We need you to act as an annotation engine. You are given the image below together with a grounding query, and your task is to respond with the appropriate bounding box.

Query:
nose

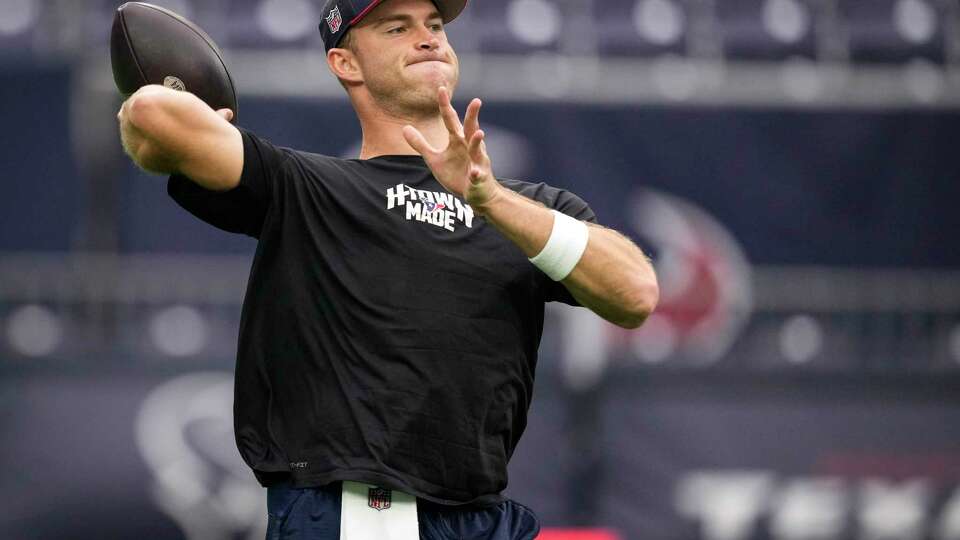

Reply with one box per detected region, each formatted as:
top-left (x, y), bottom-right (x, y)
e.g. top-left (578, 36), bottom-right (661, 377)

top-left (414, 26), bottom-right (440, 50)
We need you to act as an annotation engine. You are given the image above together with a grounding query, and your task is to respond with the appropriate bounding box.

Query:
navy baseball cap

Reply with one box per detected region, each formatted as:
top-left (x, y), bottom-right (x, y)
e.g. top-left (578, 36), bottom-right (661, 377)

top-left (319, 0), bottom-right (467, 51)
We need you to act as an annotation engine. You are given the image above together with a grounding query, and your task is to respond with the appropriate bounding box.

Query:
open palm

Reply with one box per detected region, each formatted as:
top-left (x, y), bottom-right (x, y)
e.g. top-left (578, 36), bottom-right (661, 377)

top-left (402, 87), bottom-right (501, 212)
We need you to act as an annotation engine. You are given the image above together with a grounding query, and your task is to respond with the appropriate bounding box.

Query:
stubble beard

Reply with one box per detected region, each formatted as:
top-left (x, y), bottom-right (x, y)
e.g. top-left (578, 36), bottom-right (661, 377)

top-left (366, 64), bottom-right (459, 121)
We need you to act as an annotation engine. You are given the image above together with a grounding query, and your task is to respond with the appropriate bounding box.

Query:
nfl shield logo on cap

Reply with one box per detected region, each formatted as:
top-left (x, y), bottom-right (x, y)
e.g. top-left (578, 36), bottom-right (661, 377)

top-left (326, 5), bottom-right (343, 33)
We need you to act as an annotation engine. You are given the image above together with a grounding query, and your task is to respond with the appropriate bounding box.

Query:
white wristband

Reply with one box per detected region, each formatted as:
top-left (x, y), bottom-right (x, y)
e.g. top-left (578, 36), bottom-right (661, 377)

top-left (529, 210), bottom-right (590, 281)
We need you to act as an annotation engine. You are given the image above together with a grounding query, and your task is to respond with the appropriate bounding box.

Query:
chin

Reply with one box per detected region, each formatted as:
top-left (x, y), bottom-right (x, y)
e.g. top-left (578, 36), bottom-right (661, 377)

top-left (417, 72), bottom-right (456, 92)
top-left (369, 70), bottom-right (459, 114)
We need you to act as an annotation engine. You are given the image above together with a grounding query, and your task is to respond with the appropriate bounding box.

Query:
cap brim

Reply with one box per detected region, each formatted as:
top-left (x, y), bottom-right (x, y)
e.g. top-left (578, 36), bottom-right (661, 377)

top-left (352, 0), bottom-right (467, 26)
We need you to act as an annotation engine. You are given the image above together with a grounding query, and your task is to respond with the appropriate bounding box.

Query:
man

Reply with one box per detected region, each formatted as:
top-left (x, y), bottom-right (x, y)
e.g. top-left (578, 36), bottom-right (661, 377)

top-left (117, 0), bottom-right (658, 538)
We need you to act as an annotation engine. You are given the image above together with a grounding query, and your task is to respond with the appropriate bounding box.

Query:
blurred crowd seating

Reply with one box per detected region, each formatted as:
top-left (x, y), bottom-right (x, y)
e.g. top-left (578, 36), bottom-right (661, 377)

top-left (0, 0), bottom-right (955, 65)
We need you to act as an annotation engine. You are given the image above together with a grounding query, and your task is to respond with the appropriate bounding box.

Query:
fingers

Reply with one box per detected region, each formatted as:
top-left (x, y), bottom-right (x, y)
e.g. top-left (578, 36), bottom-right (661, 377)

top-left (468, 130), bottom-right (491, 185)
top-left (402, 125), bottom-right (437, 156)
top-left (463, 98), bottom-right (482, 139)
top-left (468, 129), bottom-right (487, 164)
top-left (437, 86), bottom-right (464, 137)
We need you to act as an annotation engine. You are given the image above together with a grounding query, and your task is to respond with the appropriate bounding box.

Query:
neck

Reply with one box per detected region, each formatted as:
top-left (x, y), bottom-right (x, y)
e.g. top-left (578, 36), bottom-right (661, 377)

top-left (352, 94), bottom-right (449, 160)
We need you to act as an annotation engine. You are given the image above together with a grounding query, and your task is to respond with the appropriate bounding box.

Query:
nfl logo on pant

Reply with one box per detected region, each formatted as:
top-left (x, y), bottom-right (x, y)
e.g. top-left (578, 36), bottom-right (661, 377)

top-left (368, 487), bottom-right (392, 511)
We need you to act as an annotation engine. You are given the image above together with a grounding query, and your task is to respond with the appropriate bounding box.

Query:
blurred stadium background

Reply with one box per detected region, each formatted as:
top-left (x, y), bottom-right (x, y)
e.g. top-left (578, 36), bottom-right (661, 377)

top-left (2, 0), bottom-right (960, 538)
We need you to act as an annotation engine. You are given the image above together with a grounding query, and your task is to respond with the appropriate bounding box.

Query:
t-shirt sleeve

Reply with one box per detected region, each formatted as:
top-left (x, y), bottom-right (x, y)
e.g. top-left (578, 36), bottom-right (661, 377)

top-left (167, 128), bottom-right (289, 238)
top-left (538, 187), bottom-right (598, 306)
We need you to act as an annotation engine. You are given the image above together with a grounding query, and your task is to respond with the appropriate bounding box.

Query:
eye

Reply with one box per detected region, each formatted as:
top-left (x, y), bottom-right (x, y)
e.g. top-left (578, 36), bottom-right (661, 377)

top-left (387, 26), bottom-right (406, 34)
top-left (430, 23), bottom-right (443, 32)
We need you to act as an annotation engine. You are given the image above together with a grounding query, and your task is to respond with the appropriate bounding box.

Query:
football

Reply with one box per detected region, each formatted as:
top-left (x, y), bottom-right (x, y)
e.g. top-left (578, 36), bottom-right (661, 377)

top-left (111, 2), bottom-right (238, 120)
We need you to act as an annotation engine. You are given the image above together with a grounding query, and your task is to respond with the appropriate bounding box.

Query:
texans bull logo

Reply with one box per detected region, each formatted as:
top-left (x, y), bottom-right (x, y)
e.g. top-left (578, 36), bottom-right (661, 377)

top-left (620, 188), bottom-right (753, 364)
top-left (420, 196), bottom-right (446, 214)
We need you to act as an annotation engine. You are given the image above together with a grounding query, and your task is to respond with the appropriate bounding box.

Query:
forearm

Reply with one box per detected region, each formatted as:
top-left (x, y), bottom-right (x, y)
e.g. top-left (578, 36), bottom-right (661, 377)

top-left (119, 105), bottom-right (178, 174)
top-left (476, 189), bottom-right (659, 329)
top-left (119, 85), bottom-right (190, 173)
top-left (116, 85), bottom-right (241, 190)
top-left (561, 224), bottom-right (659, 328)
top-left (474, 188), bottom-right (554, 256)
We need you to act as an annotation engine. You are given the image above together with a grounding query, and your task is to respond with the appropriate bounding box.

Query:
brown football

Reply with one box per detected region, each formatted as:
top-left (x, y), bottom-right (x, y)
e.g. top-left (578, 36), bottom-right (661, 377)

top-left (110, 2), bottom-right (238, 119)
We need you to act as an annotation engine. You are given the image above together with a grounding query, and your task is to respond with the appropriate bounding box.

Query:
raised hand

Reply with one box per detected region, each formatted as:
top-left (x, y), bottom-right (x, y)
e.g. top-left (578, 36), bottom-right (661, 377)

top-left (402, 87), bottom-right (503, 213)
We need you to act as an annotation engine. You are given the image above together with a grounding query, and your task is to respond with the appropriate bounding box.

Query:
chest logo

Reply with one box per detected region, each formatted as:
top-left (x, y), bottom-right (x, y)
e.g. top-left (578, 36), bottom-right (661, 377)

top-left (386, 183), bottom-right (475, 232)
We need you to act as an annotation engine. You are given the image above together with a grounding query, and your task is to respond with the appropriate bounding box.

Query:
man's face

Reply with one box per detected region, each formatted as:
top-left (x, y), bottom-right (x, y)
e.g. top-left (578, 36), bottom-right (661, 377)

top-left (349, 0), bottom-right (460, 115)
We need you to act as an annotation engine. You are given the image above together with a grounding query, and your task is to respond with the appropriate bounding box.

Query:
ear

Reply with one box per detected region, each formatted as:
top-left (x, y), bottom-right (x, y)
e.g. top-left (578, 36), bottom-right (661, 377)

top-left (327, 47), bottom-right (363, 84)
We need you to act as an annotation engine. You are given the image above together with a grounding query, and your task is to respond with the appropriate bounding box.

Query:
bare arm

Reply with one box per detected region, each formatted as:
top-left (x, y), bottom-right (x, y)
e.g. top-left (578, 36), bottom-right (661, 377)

top-left (403, 88), bottom-right (659, 329)
top-left (117, 84), bottom-right (243, 191)
top-left (475, 190), bottom-right (658, 328)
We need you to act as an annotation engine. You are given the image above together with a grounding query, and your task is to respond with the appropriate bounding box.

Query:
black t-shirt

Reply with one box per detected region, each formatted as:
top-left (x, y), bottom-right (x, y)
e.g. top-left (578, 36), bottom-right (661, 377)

top-left (167, 129), bottom-right (596, 506)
